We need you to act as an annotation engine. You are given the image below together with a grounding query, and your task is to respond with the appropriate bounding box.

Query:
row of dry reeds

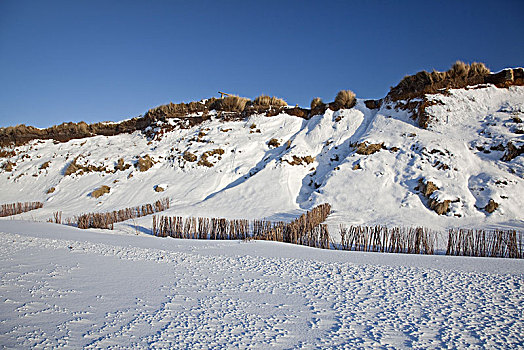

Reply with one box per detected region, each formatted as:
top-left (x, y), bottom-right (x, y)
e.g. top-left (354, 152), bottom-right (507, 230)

top-left (152, 203), bottom-right (332, 249)
top-left (338, 225), bottom-right (436, 254)
top-left (77, 198), bottom-right (170, 229)
top-left (446, 228), bottom-right (523, 259)
top-left (0, 201), bottom-right (43, 217)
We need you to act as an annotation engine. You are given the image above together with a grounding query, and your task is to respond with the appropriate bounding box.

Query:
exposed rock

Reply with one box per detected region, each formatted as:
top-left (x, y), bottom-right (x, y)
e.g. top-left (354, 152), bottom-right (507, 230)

top-left (154, 185), bottom-right (165, 192)
top-left (46, 187), bottom-right (55, 194)
top-left (364, 99), bottom-right (381, 110)
top-left (501, 142), bottom-right (524, 161)
top-left (484, 199), bottom-right (499, 213)
top-left (429, 198), bottom-right (451, 215)
top-left (418, 179), bottom-right (439, 197)
top-left (267, 138), bottom-right (280, 148)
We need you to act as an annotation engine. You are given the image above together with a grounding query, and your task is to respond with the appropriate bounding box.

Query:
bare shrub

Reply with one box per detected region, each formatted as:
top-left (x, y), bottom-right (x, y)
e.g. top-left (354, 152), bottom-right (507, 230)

top-left (332, 90), bottom-right (356, 110)
top-left (0, 201), bottom-right (43, 217)
top-left (78, 198), bottom-right (170, 229)
top-left (91, 185), bottom-right (110, 198)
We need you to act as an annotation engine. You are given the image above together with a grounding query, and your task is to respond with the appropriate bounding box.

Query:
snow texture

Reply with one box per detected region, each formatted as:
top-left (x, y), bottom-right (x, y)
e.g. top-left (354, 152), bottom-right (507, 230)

top-left (1, 221), bottom-right (523, 349)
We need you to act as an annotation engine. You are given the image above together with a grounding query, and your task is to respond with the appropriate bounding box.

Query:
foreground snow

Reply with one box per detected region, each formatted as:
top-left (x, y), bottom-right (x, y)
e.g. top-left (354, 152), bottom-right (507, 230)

top-left (1, 221), bottom-right (522, 348)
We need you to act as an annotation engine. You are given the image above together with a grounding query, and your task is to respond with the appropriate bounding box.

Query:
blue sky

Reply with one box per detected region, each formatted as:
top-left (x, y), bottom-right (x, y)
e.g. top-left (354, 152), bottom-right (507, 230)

top-left (1, 0), bottom-right (523, 128)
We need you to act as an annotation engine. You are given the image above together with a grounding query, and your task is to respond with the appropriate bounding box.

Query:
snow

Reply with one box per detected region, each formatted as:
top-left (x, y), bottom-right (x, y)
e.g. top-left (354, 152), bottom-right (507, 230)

top-left (1, 220), bottom-right (523, 348)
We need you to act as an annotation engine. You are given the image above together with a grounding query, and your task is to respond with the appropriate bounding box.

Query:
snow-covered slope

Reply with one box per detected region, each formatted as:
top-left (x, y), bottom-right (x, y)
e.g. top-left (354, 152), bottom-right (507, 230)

top-left (1, 85), bottom-right (523, 234)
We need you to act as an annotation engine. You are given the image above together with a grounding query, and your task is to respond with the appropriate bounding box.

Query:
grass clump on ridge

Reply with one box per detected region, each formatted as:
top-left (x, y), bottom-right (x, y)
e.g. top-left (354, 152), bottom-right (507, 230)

top-left (253, 95), bottom-right (288, 108)
top-left (389, 61), bottom-right (491, 100)
top-left (332, 90), bottom-right (357, 110)
top-left (212, 96), bottom-right (251, 113)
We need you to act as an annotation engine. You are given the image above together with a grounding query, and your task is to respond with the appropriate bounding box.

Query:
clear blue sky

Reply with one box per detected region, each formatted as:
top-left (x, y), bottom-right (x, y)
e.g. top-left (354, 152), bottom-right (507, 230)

top-left (1, 0), bottom-right (523, 128)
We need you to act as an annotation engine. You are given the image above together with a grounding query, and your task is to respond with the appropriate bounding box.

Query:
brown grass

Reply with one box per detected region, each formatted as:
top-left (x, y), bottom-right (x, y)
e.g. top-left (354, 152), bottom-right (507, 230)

top-left (47, 187), bottom-right (56, 194)
top-left (253, 95), bottom-right (288, 108)
top-left (91, 185), bottom-right (110, 199)
top-left (212, 96), bottom-right (251, 113)
top-left (77, 198), bottom-right (170, 229)
top-left (388, 61), bottom-right (491, 101)
top-left (0, 201), bottom-right (43, 217)
top-left (332, 90), bottom-right (357, 110)
top-left (284, 155), bottom-right (315, 166)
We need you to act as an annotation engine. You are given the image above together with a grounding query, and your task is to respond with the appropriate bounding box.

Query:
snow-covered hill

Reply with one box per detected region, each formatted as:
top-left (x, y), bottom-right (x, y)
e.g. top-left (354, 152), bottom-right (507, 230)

top-left (1, 84), bottom-right (523, 234)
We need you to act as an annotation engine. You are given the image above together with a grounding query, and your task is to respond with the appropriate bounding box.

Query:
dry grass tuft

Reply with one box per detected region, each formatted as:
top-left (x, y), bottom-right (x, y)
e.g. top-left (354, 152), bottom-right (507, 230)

top-left (213, 96), bottom-right (251, 112)
top-left (91, 185), bottom-right (110, 199)
top-left (332, 90), bottom-right (357, 110)
top-left (253, 95), bottom-right (288, 108)
top-left (47, 187), bottom-right (56, 194)
top-left (0, 201), bottom-right (43, 217)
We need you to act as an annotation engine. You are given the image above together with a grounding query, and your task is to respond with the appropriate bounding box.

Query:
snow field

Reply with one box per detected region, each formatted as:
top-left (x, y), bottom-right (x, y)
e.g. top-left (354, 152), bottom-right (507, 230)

top-left (1, 221), bottom-right (523, 349)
